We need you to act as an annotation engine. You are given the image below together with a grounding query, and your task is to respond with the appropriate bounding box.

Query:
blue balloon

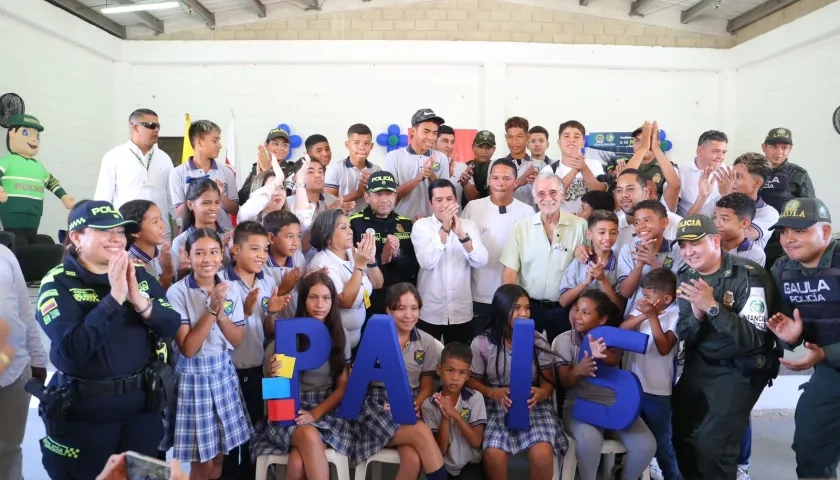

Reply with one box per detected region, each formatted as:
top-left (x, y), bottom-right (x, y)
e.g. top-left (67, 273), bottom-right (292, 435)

top-left (387, 145), bottom-right (399, 152)
top-left (278, 123), bottom-right (291, 134)
top-left (376, 133), bottom-right (389, 146)
top-left (661, 140), bottom-right (673, 152)
top-left (398, 134), bottom-right (409, 147)
top-left (290, 135), bottom-right (302, 149)
top-left (659, 130), bottom-right (666, 141)
top-left (387, 124), bottom-right (401, 137)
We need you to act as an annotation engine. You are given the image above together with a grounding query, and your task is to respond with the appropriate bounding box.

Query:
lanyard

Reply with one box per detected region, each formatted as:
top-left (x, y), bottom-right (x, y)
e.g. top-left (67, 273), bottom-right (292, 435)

top-left (130, 148), bottom-right (153, 172)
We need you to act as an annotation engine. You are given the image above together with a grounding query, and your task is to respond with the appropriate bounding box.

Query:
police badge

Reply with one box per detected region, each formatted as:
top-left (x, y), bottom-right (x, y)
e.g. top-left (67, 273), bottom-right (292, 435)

top-left (652, 173), bottom-right (662, 184)
top-left (723, 291), bottom-right (735, 308)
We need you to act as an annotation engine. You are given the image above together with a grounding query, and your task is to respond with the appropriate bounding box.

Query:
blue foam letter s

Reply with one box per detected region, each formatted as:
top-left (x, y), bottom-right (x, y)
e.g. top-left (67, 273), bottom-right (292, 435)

top-left (337, 315), bottom-right (416, 425)
top-left (573, 325), bottom-right (648, 430)
top-left (274, 318), bottom-right (332, 425)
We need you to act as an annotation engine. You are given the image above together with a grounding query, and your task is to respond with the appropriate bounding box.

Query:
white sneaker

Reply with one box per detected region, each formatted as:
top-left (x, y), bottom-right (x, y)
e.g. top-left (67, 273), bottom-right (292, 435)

top-left (737, 466), bottom-right (751, 480)
top-left (649, 458), bottom-right (664, 480)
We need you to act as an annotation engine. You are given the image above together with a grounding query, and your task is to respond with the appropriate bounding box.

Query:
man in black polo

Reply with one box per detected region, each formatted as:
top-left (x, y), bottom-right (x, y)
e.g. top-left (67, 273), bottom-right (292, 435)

top-left (349, 171), bottom-right (418, 315)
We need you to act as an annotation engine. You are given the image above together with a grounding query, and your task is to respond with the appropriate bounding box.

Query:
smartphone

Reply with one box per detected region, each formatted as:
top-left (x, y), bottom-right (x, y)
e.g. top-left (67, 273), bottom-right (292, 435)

top-left (125, 451), bottom-right (170, 480)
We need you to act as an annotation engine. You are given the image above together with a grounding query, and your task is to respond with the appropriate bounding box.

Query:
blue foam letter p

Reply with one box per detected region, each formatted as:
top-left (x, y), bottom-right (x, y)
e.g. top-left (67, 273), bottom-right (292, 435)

top-left (337, 315), bottom-right (416, 425)
top-left (274, 318), bottom-right (332, 425)
top-left (573, 325), bottom-right (648, 430)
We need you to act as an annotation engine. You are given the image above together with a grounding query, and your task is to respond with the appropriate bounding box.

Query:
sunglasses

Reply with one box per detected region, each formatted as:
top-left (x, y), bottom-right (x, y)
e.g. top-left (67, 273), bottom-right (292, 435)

top-left (132, 121), bottom-right (160, 130)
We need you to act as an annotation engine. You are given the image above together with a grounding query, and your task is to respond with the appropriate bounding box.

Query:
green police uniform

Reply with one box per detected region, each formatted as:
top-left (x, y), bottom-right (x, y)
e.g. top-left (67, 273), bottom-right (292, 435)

top-left (768, 197), bottom-right (840, 478)
top-left (636, 158), bottom-right (678, 200)
top-left (670, 214), bottom-right (778, 480)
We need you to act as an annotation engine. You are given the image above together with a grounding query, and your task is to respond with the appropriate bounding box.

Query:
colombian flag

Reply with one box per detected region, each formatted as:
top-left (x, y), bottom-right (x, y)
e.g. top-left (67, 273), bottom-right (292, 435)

top-left (181, 113), bottom-right (194, 164)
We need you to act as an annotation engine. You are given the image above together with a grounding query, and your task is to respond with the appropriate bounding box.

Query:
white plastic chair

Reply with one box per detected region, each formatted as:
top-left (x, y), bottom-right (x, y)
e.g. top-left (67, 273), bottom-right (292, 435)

top-left (559, 437), bottom-right (651, 480)
top-left (255, 449), bottom-right (351, 480)
top-left (352, 448), bottom-right (401, 480)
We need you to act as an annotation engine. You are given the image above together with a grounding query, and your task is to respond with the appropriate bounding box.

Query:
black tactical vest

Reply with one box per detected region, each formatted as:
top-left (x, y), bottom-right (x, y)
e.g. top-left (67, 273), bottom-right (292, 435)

top-left (779, 249), bottom-right (840, 347)
top-left (759, 163), bottom-right (794, 211)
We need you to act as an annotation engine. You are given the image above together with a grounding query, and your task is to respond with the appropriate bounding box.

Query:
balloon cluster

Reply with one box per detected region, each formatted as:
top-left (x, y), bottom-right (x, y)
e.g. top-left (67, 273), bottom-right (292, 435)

top-left (277, 123), bottom-right (303, 160)
top-left (376, 124), bottom-right (409, 152)
top-left (658, 129), bottom-right (673, 152)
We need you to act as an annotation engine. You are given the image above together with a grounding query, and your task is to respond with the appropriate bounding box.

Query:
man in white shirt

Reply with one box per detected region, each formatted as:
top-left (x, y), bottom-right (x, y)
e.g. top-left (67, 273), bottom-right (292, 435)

top-left (725, 152), bottom-right (780, 250)
top-left (462, 158), bottom-right (534, 333)
top-left (614, 169), bottom-right (682, 253)
top-left (0, 244), bottom-right (47, 479)
top-left (383, 109), bottom-right (450, 220)
top-left (411, 179), bottom-right (488, 345)
top-left (94, 109), bottom-right (177, 239)
top-left (677, 130), bottom-right (729, 218)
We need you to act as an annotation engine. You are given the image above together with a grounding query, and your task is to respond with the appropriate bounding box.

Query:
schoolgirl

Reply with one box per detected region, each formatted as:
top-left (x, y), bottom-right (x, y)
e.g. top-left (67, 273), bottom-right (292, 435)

top-left (163, 228), bottom-right (252, 479)
top-left (120, 199), bottom-right (174, 289)
top-left (170, 178), bottom-right (231, 278)
top-left (467, 284), bottom-right (566, 480)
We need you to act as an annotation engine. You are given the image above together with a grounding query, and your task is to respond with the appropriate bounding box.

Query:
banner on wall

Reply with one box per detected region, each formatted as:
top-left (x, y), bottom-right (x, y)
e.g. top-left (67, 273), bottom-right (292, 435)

top-left (586, 131), bottom-right (636, 157)
top-left (452, 129), bottom-right (478, 163)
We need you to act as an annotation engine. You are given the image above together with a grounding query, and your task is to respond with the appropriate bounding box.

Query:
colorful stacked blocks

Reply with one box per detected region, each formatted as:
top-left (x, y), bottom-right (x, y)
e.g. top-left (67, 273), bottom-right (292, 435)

top-left (263, 354), bottom-right (297, 422)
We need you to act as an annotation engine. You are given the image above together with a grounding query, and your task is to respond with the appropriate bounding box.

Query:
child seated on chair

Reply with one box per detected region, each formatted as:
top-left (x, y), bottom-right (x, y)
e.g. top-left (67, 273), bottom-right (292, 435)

top-left (352, 282), bottom-right (449, 480)
top-left (553, 289), bottom-right (656, 480)
top-left (251, 272), bottom-right (356, 480)
top-left (422, 342), bottom-right (487, 479)
top-left (619, 268), bottom-right (681, 480)
top-left (467, 284), bottom-right (566, 480)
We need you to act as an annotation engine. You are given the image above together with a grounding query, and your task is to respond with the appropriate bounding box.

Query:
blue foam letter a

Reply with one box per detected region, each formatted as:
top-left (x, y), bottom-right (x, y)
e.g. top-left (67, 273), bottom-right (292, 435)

top-left (573, 325), bottom-right (648, 430)
top-left (337, 314), bottom-right (416, 425)
top-left (507, 318), bottom-right (536, 430)
top-left (274, 318), bottom-right (332, 426)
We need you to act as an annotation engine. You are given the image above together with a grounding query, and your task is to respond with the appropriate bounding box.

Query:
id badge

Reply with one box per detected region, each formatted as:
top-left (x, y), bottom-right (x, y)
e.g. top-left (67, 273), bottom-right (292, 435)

top-left (142, 178), bottom-right (155, 187)
top-left (363, 290), bottom-right (371, 309)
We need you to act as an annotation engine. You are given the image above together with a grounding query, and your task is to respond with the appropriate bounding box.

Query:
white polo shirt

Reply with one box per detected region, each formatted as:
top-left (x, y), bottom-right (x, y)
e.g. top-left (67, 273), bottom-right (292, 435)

top-left (541, 159), bottom-right (606, 214)
top-left (448, 161), bottom-right (469, 206)
top-left (219, 264), bottom-right (278, 369)
top-left (622, 303), bottom-right (679, 396)
top-left (728, 238), bottom-right (767, 267)
top-left (491, 155), bottom-right (546, 208)
top-left (263, 251), bottom-right (306, 320)
top-left (307, 248), bottom-right (373, 348)
top-left (411, 215), bottom-right (488, 325)
top-left (616, 210), bottom-right (683, 254)
top-left (676, 159), bottom-right (722, 218)
top-left (421, 388), bottom-right (487, 475)
top-left (382, 146), bottom-right (449, 219)
top-left (751, 198), bottom-right (780, 249)
top-left (461, 197), bottom-right (534, 304)
top-left (324, 158), bottom-right (380, 214)
top-left (94, 141), bottom-right (177, 238)
top-left (169, 158), bottom-right (239, 230)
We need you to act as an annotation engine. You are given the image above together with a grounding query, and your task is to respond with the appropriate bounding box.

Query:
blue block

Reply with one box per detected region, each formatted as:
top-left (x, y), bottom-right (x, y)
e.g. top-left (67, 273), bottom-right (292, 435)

top-left (262, 377), bottom-right (291, 400)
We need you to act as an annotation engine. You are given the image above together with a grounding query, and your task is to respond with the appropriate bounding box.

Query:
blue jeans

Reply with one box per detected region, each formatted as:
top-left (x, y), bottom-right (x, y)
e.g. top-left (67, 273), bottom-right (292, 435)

top-left (738, 418), bottom-right (752, 465)
top-left (640, 393), bottom-right (681, 480)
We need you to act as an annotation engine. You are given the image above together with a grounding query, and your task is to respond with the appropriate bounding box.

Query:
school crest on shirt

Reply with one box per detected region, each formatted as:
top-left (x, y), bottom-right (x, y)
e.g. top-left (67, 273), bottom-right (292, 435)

top-left (224, 299), bottom-right (234, 316)
top-left (460, 408), bottom-right (471, 422)
top-left (261, 296), bottom-right (270, 314)
top-left (414, 350), bottom-right (425, 365)
top-left (663, 257), bottom-right (673, 269)
top-left (723, 291), bottom-right (735, 308)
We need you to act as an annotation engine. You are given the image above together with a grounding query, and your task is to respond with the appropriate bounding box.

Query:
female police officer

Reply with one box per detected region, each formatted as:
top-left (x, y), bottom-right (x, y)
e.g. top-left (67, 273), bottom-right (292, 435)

top-left (34, 200), bottom-right (181, 479)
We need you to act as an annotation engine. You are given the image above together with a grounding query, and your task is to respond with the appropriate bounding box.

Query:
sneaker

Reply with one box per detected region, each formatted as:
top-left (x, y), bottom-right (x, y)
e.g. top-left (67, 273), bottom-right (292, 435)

top-left (649, 458), bottom-right (664, 480)
top-left (737, 467), bottom-right (751, 480)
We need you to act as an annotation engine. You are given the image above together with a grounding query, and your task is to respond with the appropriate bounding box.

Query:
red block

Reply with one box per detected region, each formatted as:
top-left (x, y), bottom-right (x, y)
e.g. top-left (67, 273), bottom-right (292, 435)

top-left (267, 399), bottom-right (296, 422)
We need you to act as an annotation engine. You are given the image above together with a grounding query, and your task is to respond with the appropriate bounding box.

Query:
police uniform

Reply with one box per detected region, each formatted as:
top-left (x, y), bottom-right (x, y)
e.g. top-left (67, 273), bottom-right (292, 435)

top-left (238, 128), bottom-right (297, 204)
top-left (768, 197), bottom-right (840, 478)
top-left (464, 130), bottom-right (496, 207)
top-left (670, 214), bottom-right (778, 480)
top-left (348, 171), bottom-right (418, 315)
top-left (34, 201), bottom-right (181, 479)
top-left (758, 128), bottom-right (816, 268)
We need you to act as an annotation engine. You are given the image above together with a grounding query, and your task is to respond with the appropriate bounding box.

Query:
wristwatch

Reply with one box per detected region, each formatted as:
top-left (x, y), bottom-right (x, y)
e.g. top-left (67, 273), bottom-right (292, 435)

top-left (706, 302), bottom-right (720, 317)
top-left (459, 234), bottom-right (471, 244)
top-left (134, 291), bottom-right (152, 314)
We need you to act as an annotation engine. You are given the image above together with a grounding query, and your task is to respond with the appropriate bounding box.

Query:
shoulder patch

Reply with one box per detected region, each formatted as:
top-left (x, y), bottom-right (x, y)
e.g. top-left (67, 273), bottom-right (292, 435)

top-left (396, 215), bottom-right (412, 221)
top-left (347, 213), bottom-right (364, 221)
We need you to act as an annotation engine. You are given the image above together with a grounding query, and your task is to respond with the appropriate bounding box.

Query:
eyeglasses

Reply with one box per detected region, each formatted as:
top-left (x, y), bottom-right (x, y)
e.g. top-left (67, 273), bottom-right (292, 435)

top-left (614, 186), bottom-right (639, 195)
top-left (132, 122), bottom-right (160, 131)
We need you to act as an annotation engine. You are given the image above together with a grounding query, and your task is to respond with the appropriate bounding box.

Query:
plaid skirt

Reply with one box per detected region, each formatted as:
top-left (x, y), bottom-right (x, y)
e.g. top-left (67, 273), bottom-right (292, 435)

top-left (351, 386), bottom-right (416, 465)
top-left (483, 397), bottom-right (568, 456)
top-left (250, 388), bottom-right (356, 460)
top-left (160, 351), bottom-right (254, 463)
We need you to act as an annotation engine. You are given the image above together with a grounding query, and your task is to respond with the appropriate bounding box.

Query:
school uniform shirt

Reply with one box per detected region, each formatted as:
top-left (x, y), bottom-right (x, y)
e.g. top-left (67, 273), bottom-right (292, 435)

top-left (541, 159), bottom-right (606, 214)
top-left (491, 155), bottom-right (546, 208)
top-left (616, 210), bottom-right (683, 254)
top-left (676, 159), bottom-right (721, 218)
top-left (382, 146), bottom-right (449, 219)
top-left (751, 199), bottom-right (780, 250)
top-left (324, 158), bottom-right (380, 214)
top-left (728, 238), bottom-right (767, 267)
top-left (169, 158), bottom-right (239, 230)
top-left (622, 303), bottom-right (679, 396)
top-left (308, 248), bottom-right (373, 348)
top-left (449, 161), bottom-right (469, 206)
top-left (287, 193), bottom-right (336, 262)
top-left (411, 215), bottom-right (488, 326)
top-left (170, 224), bottom-right (230, 279)
top-left (470, 332), bottom-right (554, 386)
top-left (558, 251), bottom-right (620, 297)
top-left (372, 327), bottom-right (440, 390)
top-left (166, 274), bottom-right (246, 356)
top-left (219, 264), bottom-right (277, 369)
top-left (263, 251), bottom-right (307, 321)
top-left (616, 238), bottom-right (684, 316)
top-left (499, 211), bottom-right (588, 302)
top-left (94, 141), bottom-right (177, 238)
top-left (128, 244), bottom-right (164, 280)
top-left (461, 197), bottom-right (534, 304)
top-left (553, 331), bottom-right (616, 410)
top-left (421, 388), bottom-right (487, 475)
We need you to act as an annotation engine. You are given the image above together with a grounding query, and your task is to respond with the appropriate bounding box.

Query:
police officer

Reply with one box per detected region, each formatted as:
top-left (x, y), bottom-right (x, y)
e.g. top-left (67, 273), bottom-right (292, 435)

top-left (670, 214), bottom-right (778, 480)
top-left (462, 130), bottom-right (497, 205)
top-left (349, 171), bottom-right (418, 315)
top-left (34, 200), bottom-right (181, 479)
top-left (758, 128), bottom-right (816, 268)
top-left (766, 197), bottom-right (840, 478)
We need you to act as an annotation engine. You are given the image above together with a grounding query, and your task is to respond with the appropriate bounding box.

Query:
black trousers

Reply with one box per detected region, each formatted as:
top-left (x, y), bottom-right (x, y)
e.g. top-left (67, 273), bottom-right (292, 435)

top-left (793, 364), bottom-right (840, 478)
top-left (221, 366), bottom-right (264, 480)
top-left (529, 299), bottom-right (571, 343)
top-left (4, 228), bottom-right (62, 281)
top-left (417, 319), bottom-right (475, 347)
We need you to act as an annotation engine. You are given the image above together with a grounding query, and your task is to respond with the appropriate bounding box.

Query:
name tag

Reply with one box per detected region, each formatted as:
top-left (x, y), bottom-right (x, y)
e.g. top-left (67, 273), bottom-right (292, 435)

top-left (552, 244), bottom-right (567, 252)
top-left (363, 290), bottom-right (371, 309)
top-left (142, 178), bottom-right (155, 187)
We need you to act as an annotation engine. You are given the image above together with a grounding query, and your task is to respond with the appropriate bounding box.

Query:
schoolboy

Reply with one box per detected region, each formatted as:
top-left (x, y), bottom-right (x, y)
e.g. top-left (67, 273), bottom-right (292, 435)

top-left (577, 190), bottom-right (616, 220)
top-left (491, 116), bottom-right (545, 208)
top-left (219, 220), bottom-right (289, 479)
top-left (421, 343), bottom-right (487, 479)
top-left (261, 210), bottom-right (306, 324)
top-left (559, 209), bottom-right (622, 308)
top-left (324, 123), bottom-right (380, 214)
top-left (714, 193), bottom-right (766, 266)
top-left (620, 268), bottom-right (680, 480)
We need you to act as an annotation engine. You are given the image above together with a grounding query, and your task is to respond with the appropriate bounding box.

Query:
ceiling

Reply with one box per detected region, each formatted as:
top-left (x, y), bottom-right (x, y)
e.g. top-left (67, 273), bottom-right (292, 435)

top-left (45, 0), bottom-right (798, 39)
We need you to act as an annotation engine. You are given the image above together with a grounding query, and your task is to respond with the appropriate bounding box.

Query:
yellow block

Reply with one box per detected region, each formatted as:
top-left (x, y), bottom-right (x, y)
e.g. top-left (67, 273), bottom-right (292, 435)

top-left (273, 354), bottom-right (296, 378)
